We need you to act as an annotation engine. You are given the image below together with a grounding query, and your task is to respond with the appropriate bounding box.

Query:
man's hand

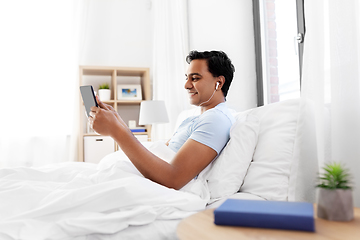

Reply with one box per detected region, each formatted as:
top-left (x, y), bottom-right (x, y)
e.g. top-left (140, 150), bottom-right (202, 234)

top-left (88, 96), bottom-right (128, 136)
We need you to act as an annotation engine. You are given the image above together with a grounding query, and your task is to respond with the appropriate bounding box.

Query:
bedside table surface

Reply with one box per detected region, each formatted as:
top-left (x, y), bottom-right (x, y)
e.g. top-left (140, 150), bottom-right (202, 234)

top-left (177, 205), bottom-right (360, 240)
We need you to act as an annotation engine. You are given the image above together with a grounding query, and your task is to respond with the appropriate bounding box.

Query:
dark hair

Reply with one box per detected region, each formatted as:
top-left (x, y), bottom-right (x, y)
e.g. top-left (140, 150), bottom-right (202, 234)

top-left (186, 50), bottom-right (235, 98)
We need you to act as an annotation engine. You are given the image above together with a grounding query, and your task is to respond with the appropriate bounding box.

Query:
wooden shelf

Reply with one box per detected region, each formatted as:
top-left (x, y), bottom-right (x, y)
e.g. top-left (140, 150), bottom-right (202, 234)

top-left (83, 133), bottom-right (100, 137)
top-left (133, 132), bottom-right (148, 135)
top-left (93, 100), bottom-right (143, 105)
top-left (116, 100), bottom-right (142, 104)
top-left (83, 132), bottom-right (147, 137)
top-left (101, 100), bottom-right (116, 104)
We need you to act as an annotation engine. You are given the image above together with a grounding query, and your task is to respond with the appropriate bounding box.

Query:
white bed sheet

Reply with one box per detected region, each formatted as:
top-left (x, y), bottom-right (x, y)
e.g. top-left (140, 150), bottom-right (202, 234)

top-left (105, 193), bottom-right (265, 240)
top-left (0, 151), bottom-right (207, 240)
top-left (86, 219), bottom-right (180, 240)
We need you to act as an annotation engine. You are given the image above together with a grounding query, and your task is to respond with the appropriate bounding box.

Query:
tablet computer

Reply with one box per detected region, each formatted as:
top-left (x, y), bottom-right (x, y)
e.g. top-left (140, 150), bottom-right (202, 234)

top-left (80, 85), bottom-right (98, 117)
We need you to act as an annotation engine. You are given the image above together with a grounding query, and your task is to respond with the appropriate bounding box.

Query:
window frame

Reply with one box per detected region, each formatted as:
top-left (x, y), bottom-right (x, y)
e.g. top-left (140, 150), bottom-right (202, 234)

top-left (253, 0), bottom-right (305, 107)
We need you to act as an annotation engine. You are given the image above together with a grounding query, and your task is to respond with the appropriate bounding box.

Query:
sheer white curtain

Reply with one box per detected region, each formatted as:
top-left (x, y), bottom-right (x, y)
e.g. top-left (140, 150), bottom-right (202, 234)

top-left (301, 0), bottom-right (360, 207)
top-left (0, 0), bottom-right (87, 167)
top-left (152, 0), bottom-right (191, 141)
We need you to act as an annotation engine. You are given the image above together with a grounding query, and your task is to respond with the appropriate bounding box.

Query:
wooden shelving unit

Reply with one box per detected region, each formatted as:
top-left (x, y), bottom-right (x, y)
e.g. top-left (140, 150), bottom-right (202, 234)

top-left (79, 66), bottom-right (151, 162)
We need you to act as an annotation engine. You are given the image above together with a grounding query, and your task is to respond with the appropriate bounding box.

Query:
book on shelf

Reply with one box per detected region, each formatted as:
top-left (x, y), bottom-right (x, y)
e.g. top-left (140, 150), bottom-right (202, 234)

top-left (214, 199), bottom-right (315, 232)
top-left (130, 127), bottom-right (146, 133)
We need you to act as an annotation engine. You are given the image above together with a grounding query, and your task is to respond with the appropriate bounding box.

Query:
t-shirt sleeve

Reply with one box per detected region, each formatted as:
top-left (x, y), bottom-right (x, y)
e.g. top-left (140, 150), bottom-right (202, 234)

top-left (189, 110), bottom-right (232, 154)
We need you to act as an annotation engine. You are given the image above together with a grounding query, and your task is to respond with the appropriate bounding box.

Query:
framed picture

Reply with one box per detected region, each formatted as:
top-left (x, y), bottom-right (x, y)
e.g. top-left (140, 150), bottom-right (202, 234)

top-left (117, 84), bottom-right (142, 100)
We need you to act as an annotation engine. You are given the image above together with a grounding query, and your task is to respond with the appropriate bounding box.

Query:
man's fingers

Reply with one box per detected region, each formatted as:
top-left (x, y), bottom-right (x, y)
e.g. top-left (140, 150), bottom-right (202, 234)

top-left (96, 96), bottom-right (117, 113)
top-left (107, 104), bottom-right (116, 112)
top-left (88, 117), bottom-right (94, 129)
top-left (90, 106), bottom-right (99, 113)
top-left (96, 96), bottom-right (109, 110)
top-left (89, 110), bottom-right (98, 117)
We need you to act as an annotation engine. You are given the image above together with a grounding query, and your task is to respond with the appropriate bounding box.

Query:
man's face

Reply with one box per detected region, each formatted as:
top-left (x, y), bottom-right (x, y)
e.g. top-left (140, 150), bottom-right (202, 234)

top-left (185, 59), bottom-right (217, 106)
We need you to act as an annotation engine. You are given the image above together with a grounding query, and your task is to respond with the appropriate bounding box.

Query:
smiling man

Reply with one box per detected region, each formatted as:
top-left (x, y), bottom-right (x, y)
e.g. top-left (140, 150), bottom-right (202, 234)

top-left (166, 51), bottom-right (235, 157)
top-left (185, 51), bottom-right (234, 113)
top-left (89, 50), bottom-right (235, 191)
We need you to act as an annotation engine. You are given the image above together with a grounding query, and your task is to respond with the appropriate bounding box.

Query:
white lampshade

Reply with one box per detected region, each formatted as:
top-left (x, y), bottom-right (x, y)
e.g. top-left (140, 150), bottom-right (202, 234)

top-left (139, 100), bottom-right (169, 125)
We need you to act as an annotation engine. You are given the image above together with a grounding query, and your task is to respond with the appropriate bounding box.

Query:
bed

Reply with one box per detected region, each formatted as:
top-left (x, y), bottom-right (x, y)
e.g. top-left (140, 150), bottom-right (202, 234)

top-left (0, 98), bottom-right (319, 239)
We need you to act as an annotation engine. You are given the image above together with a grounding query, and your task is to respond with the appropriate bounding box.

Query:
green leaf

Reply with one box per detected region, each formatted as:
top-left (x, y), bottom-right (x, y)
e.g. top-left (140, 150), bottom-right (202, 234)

top-left (316, 162), bottom-right (352, 189)
top-left (99, 83), bottom-right (110, 89)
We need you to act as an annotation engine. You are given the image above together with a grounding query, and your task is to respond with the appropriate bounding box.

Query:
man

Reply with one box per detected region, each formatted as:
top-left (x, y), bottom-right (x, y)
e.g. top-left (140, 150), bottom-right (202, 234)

top-left (89, 50), bottom-right (235, 190)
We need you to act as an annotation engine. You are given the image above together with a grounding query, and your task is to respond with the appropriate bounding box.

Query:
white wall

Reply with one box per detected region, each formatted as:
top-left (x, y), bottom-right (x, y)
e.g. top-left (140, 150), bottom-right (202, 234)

top-left (80, 0), bottom-right (153, 68)
top-left (81, 0), bottom-right (257, 112)
top-left (188, 0), bottom-right (257, 111)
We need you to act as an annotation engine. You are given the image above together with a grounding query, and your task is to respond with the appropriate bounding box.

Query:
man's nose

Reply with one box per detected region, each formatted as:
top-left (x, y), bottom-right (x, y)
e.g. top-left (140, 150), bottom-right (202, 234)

top-left (184, 79), bottom-right (192, 89)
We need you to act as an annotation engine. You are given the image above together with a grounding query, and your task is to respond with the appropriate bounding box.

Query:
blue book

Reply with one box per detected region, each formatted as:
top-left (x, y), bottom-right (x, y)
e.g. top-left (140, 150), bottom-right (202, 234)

top-left (214, 199), bottom-right (315, 232)
top-left (130, 128), bottom-right (146, 133)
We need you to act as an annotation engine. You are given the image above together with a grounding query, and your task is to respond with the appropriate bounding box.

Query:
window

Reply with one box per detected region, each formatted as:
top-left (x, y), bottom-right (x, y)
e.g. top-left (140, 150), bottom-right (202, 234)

top-left (253, 0), bottom-right (305, 106)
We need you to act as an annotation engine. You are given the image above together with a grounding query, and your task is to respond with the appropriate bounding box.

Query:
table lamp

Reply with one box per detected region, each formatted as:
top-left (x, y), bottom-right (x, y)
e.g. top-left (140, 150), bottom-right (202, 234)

top-left (139, 100), bottom-right (169, 140)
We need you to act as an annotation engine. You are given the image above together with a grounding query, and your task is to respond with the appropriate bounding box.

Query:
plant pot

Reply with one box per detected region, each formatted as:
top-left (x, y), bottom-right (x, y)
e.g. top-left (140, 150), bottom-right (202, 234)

top-left (98, 89), bottom-right (111, 101)
top-left (317, 188), bottom-right (354, 221)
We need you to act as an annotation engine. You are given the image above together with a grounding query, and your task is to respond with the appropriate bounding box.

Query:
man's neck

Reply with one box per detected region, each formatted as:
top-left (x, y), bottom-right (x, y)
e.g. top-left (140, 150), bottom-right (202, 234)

top-left (200, 99), bottom-right (225, 114)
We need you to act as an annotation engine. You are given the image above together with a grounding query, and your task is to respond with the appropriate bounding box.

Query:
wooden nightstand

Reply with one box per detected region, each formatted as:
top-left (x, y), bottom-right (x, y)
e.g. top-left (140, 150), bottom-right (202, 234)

top-left (177, 205), bottom-right (360, 239)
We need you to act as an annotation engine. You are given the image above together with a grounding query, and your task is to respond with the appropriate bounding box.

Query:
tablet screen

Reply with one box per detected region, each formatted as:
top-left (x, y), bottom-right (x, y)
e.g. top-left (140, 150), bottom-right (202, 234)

top-left (80, 85), bottom-right (98, 117)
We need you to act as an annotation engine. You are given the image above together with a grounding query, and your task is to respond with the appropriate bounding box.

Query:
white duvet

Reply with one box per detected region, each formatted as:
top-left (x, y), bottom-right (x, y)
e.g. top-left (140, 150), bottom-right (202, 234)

top-left (0, 142), bottom-right (209, 240)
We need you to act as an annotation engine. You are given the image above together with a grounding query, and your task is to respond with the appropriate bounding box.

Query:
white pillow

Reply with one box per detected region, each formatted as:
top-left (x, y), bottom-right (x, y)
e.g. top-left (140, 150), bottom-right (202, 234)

top-left (240, 99), bottom-right (301, 201)
top-left (146, 141), bottom-right (176, 163)
top-left (204, 111), bottom-right (259, 200)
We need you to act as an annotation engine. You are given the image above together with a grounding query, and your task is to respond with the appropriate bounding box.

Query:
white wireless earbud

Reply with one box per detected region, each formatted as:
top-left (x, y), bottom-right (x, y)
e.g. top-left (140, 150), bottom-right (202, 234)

top-left (216, 82), bottom-right (220, 90)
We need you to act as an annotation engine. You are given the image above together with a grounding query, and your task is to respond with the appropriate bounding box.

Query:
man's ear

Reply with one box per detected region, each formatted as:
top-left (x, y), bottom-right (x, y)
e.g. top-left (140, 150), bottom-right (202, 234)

top-left (217, 76), bottom-right (226, 90)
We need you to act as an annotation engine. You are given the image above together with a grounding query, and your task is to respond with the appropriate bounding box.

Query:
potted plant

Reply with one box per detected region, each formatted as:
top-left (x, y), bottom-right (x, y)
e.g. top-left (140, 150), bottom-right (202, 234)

top-left (98, 83), bottom-right (111, 101)
top-left (316, 162), bottom-right (353, 221)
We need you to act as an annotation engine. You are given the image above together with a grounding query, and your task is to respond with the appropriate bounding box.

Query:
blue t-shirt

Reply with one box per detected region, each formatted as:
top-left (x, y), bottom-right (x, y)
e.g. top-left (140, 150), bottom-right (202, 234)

top-left (168, 102), bottom-right (235, 155)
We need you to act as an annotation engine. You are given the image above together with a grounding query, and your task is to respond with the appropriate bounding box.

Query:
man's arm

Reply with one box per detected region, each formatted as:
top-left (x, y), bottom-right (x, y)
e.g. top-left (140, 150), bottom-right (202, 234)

top-left (90, 98), bottom-right (217, 190)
